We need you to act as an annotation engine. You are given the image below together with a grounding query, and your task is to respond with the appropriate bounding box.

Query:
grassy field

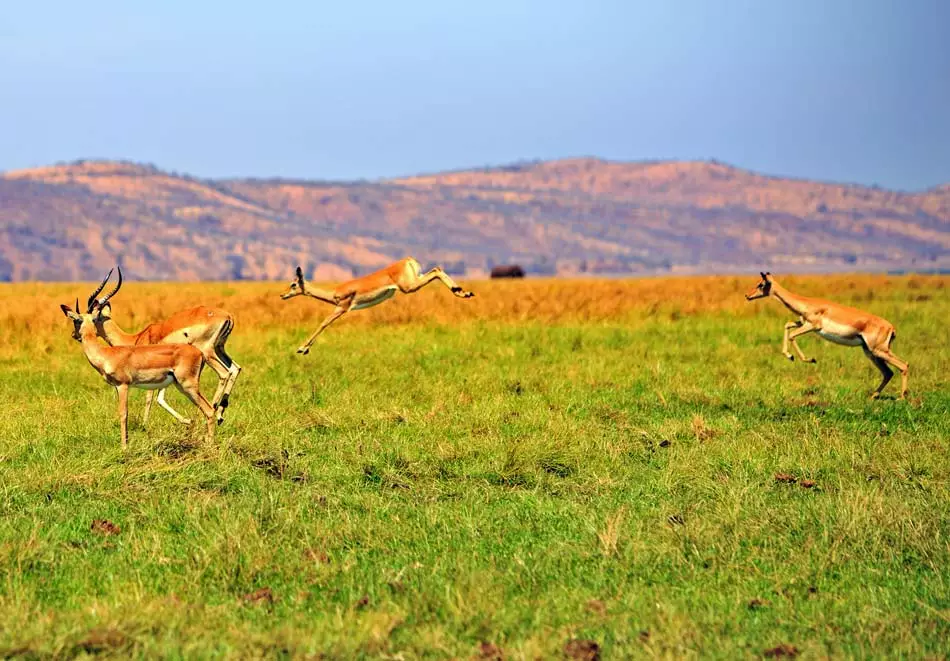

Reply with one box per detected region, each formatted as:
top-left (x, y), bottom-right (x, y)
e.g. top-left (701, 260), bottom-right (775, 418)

top-left (1, 275), bottom-right (948, 659)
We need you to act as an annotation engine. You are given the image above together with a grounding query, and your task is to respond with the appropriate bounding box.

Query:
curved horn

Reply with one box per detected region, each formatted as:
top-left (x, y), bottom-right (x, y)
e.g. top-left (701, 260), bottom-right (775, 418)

top-left (75, 298), bottom-right (80, 315)
top-left (99, 265), bottom-right (123, 305)
top-left (87, 268), bottom-right (113, 312)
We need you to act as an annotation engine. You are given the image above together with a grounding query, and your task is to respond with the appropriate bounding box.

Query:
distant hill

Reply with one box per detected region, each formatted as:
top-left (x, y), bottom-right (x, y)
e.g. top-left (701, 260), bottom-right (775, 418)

top-left (1, 158), bottom-right (948, 281)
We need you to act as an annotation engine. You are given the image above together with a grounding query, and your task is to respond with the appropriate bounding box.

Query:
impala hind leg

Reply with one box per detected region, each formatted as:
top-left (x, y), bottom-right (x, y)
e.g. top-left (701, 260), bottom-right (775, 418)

top-left (202, 354), bottom-right (232, 423)
top-left (787, 322), bottom-right (817, 363)
top-left (155, 388), bottom-right (192, 424)
top-left (217, 358), bottom-right (243, 415)
top-left (874, 350), bottom-right (908, 400)
top-left (864, 348), bottom-right (894, 399)
top-left (297, 299), bottom-right (353, 355)
top-left (143, 390), bottom-right (155, 425)
top-left (396, 262), bottom-right (474, 298)
top-left (117, 384), bottom-right (130, 451)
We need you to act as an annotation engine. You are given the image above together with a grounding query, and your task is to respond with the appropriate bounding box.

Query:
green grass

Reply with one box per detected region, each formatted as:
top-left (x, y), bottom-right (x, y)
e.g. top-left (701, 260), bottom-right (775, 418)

top-left (1, 282), bottom-right (949, 658)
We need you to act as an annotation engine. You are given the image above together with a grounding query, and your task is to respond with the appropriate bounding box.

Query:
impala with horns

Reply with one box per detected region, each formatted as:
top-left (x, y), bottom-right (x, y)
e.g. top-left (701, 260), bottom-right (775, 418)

top-left (280, 257), bottom-right (475, 355)
top-left (60, 300), bottom-right (216, 450)
top-left (84, 268), bottom-right (241, 425)
top-left (745, 272), bottom-right (908, 399)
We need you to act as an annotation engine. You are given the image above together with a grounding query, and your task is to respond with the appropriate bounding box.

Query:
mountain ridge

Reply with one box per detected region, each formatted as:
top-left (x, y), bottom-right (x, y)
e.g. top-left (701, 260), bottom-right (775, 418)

top-left (1, 158), bottom-right (948, 282)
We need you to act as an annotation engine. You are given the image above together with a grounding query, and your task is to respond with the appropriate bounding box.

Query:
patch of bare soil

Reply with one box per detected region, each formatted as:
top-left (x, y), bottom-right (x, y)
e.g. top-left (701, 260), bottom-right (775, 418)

top-left (564, 639), bottom-right (601, 661)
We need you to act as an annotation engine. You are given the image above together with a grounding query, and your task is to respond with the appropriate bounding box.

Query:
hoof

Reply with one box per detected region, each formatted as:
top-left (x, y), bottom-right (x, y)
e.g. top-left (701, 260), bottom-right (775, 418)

top-left (785, 354), bottom-right (794, 361)
top-left (181, 419), bottom-right (193, 426)
top-left (870, 392), bottom-right (881, 400)
top-left (296, 347), bottom-right (310, 356)
top-left (219, 394), bottom-right (230, 409)
top-left (807, 358), bottom-right (817, 364)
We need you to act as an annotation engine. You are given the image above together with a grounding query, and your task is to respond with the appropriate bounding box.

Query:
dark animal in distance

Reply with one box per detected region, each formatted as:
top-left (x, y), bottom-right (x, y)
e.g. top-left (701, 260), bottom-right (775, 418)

top-left (490, 265), bottom-right (525, 279)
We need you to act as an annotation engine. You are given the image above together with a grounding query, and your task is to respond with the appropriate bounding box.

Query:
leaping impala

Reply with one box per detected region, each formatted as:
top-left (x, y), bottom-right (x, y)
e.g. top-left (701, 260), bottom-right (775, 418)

top-left (83, 268), bottom-right (241, 425)
top-left (60, 299), bottom-right (216, 450)
top-left (745, 272), bottom-right (909, 399)
top-left (280, 257), bottom-right (475, 355)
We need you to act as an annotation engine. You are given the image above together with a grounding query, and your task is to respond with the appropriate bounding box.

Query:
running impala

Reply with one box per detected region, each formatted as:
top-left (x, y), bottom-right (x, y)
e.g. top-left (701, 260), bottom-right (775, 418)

top-left (84, 268), bottom-right (241, 425)
top-left (745, 272), bottom-right (908, 399)
top-left (60, 300), bottom-right (216, 450)
top-left (280, 258), bottom-right (475, 355)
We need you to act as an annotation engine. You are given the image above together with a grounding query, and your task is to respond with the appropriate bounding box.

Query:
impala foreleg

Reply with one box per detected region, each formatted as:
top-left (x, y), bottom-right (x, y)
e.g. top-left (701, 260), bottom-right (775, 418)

top-left (787, 323), bottom-right (817, 363)
top-left (397, 265), bottom-right (474, 298)
top-left (297, 300), bottom-right (352, 355)
top-left (781, 320), bottom-right (802, 360)
top-left (174, 380), bottom-right (216, 442)
top-left (155, 388), bottom-right (192, 425)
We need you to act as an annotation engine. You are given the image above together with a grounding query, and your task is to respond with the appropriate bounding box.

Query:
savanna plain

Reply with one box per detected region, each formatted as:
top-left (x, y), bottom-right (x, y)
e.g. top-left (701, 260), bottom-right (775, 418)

top-left (1, 276), bottom-right (948, 659)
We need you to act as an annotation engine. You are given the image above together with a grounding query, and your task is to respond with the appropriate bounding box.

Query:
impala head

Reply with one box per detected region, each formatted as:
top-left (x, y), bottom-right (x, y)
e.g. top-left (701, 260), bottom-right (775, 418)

top-left (745, 272), bottom-right (773, 301)
top-left (280, 266), bottom-right (307, 300)
top-left (59, 299), bottom-right (100, 341)
top-left (59, 267), bottom-right (124, 340)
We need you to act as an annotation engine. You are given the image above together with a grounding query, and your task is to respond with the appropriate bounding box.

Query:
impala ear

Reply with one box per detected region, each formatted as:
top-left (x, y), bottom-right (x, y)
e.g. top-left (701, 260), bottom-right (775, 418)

top-left (60, 302), bottom-right (81, 320)
top-left (295, 265), bottom-right (304, 280)
top-left (760, 271), bottom-right (767, 279)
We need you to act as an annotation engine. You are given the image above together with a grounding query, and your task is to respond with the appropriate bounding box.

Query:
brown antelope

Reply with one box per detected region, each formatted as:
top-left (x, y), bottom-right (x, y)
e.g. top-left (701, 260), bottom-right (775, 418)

top-left (745, 272), bottom-right (908, 399)
top-left (60, 299), bottom-right (215, 450)
top-left (280, 257), bottom-right (475, 355)
top-left (84, 268), bottom-right (241, 426)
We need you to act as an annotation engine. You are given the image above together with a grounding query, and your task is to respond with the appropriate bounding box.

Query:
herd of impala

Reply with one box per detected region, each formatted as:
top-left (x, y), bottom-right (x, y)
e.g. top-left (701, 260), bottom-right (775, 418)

top-left (60, 261), bottom-right (909, 450)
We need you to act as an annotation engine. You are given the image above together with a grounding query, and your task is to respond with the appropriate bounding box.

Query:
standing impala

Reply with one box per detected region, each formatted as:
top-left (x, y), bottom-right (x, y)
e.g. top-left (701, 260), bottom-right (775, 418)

top-left (60, 300), bottom-right (216, 450)
top-left (85, 268), bottom-right (241, 425)
top-left (745, 272), bottom-right (908, 399)
top-left (280, 257), bottom-right (475, 355)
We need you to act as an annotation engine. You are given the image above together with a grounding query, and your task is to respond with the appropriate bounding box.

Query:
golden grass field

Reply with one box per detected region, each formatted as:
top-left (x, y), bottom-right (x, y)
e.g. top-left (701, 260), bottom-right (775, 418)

top-left (1, 275), bottom-right (948, 658)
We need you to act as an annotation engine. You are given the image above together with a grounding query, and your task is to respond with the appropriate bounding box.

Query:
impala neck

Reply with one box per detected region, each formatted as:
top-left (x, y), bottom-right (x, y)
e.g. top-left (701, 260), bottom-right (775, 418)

top-left (98, 318), bottom-right (140, 346)
top-left (769, 280), bottom-right (809, 316)
top-left (78, 325), bottom-right (111, 374)
top-left (305, 287), bottom-right (339, 304)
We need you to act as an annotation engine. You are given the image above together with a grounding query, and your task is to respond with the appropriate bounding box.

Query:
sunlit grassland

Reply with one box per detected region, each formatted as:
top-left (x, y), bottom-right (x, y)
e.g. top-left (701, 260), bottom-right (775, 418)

top-left (0, 275), bottom-right (948, 658)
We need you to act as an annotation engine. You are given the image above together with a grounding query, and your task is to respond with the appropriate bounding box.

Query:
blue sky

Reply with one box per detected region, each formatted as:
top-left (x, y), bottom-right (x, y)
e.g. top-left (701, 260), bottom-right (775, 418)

top-left (1, 1), bottom-right (947, 190)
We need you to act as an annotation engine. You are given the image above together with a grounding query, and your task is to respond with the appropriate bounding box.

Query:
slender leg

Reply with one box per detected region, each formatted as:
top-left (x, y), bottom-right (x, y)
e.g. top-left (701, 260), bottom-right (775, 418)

top-left (174, 381), bottom-right (216, 442)
top-left (200, 354), bottom-right (231, 417)
top-left (874, 350), bottom-right (909, 400)
top-left (396, 265), bottom-right (475, 298)
top-left (143, 390), bottom-right (155, 425)
top-left (865, 349), bottom-right (894, 399)
top-left (217, 360), bottom-right (242, 417)
top-left (156, 388), bottom-right (192, 425)
top-left (787, 323), bottom-right (817, 363)
top-left (781, 320), bottom-right (802, 361)
top-left (297, 299), bottom-right (352, 355)
top-left (117, 384), bottom-right (129, 451)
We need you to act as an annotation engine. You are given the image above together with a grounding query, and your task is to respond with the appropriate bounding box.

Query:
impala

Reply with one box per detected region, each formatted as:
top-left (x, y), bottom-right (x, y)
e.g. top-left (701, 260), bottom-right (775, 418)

top-left (85, 268), bottom-right (241, 425)
top-left (60, 300), bottom-right (215, 450)
top-left (280, 257), bottom-right (475, 355)
top-left (745, 272), bottom-right (908, 399)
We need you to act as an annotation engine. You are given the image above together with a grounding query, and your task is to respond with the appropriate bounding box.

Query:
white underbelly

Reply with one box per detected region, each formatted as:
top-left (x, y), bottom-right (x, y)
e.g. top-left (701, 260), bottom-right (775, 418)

top-left (135, 372), bottom-right (176, 390)
top-left (353, 287), bottom-right (397, 310)
top-left (817, 330), bottom-right (864, 346)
